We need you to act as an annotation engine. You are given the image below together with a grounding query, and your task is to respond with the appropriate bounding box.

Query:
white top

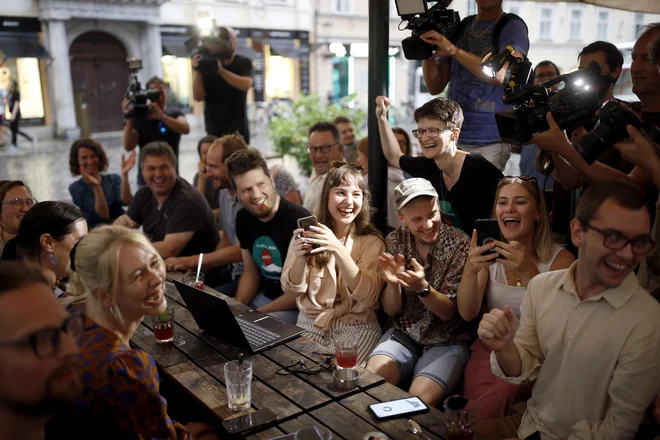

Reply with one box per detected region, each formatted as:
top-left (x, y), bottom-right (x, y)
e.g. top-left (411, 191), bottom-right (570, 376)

top-left (491, 262), bottom-right (660, 440)
top-left (486, 244), bottom-right (564, 318)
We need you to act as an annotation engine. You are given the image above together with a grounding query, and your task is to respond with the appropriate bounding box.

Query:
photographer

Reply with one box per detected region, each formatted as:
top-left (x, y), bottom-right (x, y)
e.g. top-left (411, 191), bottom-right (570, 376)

top-left (192, 27), bottom-right (253, 141)
top-left (420, 0), bottom-right (529, 170)
top-left (122, 76), bottom-right (190, 187)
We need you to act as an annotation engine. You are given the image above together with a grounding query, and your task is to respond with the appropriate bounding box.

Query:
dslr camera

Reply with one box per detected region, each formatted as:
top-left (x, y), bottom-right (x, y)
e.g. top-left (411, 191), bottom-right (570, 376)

top-left (394, 0), bottom-right (461, 60)
top-left (494, 61), bottom-right (604, 145)
top-left (124, 58), bottom-right (161, 120)
top-left (186, 22), bottom-right (234, 76)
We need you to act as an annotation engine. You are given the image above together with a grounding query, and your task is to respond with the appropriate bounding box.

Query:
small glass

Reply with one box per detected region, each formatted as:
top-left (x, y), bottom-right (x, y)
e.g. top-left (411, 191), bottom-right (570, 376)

top-left (444, 395), bottom-right (478, 440)
top-left (183, 270), bottom-right (205, 290)
top-left (294, 426), bottom-right (332, 440)
top-left (224, 360), bottom-right (252, 411)
top-left (152, 306), bottom-right (175, 344)
top-left (333, 327), bottom-right (358, 369)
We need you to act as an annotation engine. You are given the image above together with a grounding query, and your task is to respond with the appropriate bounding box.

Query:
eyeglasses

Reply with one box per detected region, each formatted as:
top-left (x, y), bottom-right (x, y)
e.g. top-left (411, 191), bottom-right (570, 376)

top-left (0, 314), bottom-right (83, 359)
top-left (331, 161), bottom-right (364, 172)
top-left (1, 198), bottom-right (37, 210)
top-left (275, 358), bottom-right (334, 376)
top-left (582, 222), bottom-right (654, 255)
top-left (307, 144), bottom-right (337, 155)
top-left (411, 127), bottom-right (452, 139)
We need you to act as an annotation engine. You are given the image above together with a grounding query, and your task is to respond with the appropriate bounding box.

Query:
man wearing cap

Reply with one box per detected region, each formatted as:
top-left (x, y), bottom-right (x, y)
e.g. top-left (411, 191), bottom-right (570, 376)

top-left (366, 178), bottom-right (473, 407)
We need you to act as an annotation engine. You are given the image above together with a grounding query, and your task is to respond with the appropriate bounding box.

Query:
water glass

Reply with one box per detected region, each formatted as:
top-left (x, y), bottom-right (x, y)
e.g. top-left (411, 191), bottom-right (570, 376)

top-left (152, 306), bottom-right (175, 344)
top-left (224, 360), bottom-right (252, 411)
top-left (333, 327), bottom-right (358, 369)
top-left (444, 395), bottom-right (478, 440)
top-left (294, 426), bottom-right (332, 440)
top-left (184, 270), bottom-right (205, 290)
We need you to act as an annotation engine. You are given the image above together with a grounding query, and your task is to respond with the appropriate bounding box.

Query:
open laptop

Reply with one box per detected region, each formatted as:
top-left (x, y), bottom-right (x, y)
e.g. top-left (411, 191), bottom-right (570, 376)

top-left (172, 279), bottom-right (304, 353)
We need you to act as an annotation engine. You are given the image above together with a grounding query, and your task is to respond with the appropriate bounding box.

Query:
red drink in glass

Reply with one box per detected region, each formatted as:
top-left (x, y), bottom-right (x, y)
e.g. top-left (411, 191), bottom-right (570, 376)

top-left (154, 325), bottom-right (174, 344)
top-left (336, 348), bottom-right (358, 369)
top-left (192, 280), bottom-right (204, 290)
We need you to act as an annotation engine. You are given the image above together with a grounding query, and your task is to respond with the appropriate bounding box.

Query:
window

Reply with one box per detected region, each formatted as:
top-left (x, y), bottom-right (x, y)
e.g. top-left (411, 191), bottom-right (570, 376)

top-left (634, 13), bottom-right (645, 38)
top-left (333, 0), bottom-right (352, 14)
top-left (466, 0), bottom-right (477, 16)
top-left (265, 0), bottom-right (293, 5)
top-left (569, 10), bottom-right (582, 41)
top-left (597, 11), bottom-right (609, 41)
top-left (539, 8), bottom-right (552, 40)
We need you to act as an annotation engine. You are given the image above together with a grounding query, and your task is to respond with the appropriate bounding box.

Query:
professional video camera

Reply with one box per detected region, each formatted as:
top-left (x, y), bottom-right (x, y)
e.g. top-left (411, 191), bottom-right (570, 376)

top-left (124, 58), bottom-right (161, 120)
top-left (494, 61), bottom-right (604, 145)
top-left (394, 0), bottom-right (461, 60)
top-left (186, 22), bottom-right (234, 76)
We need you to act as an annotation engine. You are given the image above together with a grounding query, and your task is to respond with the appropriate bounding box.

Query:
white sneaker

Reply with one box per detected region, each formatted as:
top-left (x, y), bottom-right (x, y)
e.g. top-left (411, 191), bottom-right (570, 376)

top-left (9, 144), bottom-right (17, 151)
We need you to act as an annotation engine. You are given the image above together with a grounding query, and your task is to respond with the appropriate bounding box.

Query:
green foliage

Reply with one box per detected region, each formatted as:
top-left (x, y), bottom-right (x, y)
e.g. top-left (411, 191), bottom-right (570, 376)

top-left (267, 94), bottom-right (366, 176)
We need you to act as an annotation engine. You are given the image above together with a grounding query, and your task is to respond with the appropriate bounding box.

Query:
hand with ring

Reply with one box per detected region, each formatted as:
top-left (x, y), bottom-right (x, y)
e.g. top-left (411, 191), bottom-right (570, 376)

top-left (292, 228), bottom-right (312, 257)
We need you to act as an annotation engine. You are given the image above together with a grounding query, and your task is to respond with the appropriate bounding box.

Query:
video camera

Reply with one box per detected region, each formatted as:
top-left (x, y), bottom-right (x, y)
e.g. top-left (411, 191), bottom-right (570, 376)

top-left (394, 0), bottom-right (461, 60)
top-left (494, 61), bottom-right (604, 145)
top-left (186, 22), bottom-right (235, 76)
top-left (124, 58), bottom-right (161, 120)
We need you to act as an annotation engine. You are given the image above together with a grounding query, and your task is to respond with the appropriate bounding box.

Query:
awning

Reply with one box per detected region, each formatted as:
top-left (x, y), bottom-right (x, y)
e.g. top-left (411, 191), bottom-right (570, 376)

top-left (0, 33), bottom-right (50, 59)
top-left (161, 35), bottom-right (190, 58)
top-left (267, 39), bottom-right (302, 59)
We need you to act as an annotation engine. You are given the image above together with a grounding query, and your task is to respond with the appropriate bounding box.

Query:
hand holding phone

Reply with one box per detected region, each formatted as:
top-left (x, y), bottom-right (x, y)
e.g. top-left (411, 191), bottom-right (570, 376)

top-left (368, 396), bottom-right (429, 420)
top-left (474, 219), bottom-right (502, 256)
top-left (297, 215), bottom-right (320, 250)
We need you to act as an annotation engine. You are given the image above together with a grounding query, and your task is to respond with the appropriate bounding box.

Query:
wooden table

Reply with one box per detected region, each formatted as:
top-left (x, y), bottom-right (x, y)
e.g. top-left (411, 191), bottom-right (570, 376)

top-left (130, 272), bottom-right (447, 439)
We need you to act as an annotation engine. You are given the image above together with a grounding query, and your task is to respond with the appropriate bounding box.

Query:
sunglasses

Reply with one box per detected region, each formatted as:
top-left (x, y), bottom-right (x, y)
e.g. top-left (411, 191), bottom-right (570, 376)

top-left (331, 161), bottom-right (364, 172)
top-left (501, 175), bottom-right (539, 187)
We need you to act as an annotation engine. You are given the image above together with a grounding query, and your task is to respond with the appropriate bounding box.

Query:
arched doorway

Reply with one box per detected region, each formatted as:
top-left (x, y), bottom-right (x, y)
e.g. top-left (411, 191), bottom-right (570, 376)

top-left (70, 32), bottom-right (128, 133)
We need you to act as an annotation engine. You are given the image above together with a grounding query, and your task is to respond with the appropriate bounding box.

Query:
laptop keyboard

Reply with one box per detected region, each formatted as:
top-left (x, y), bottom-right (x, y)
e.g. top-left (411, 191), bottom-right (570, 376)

top-left (236, 318), bottom-right (280, 347)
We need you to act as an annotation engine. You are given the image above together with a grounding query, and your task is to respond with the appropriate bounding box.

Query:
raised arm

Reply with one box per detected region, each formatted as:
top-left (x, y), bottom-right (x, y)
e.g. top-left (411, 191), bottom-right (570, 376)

top-left (457, 230), bottom-right (497, 321)
top-left (375, 96), bottom-right (404, 168)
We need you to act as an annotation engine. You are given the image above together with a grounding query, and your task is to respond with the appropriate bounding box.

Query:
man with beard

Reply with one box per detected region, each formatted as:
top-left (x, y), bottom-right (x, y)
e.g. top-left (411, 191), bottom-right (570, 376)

top-left (366, 178), bottom-right (472, 407)
top-left (227, 148), bottom-right (310, 323)
top-left (113, 142), bottom-right (219, 260)
top-left (0, 261), bottom-right (82, 439)
top-left (476, 180), bottom-right (660, 440)
top-left (334, 116), bottom-right (358, 162)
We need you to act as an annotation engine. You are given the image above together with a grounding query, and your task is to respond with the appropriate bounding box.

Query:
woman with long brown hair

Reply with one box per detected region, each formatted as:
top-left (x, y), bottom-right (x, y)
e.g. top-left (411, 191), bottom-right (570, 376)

top-left (281, 162), bottom-right (385, 364)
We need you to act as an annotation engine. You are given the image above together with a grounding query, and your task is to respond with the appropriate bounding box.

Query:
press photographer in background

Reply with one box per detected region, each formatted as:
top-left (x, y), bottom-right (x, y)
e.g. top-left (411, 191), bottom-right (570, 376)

top-left (122, 67), bottom-right (190, 187)
top-left (191, 26), bottom-right (253, 141)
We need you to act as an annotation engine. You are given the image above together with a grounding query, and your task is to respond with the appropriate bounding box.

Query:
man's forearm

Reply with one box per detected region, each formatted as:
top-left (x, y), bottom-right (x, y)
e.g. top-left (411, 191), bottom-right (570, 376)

top-left (377, 115), bottom-right (403, 168)
top-left (420, 287), bottom-right (456, 321)
top-left (123, 121), bottom-right (138, 151)
top-left (381, 282), bottom-right (402, 316)
top-left (202, 244), bottom-right (242, 270)
top-left (162, 115), bottom-right (190, 135)
top-left (494, 343), bottom-right (523, 377)
top-left (452, 48), bottom-right (502, 86)
top-left (92, 185), bottom-right (110, 220)
top-left (235, 275), bottom-right (260, 305)
top-left (121, 173), bottom-right (133, 205)
top-left (551, 152), bottom-right (585, 190)
top-left (192, 71), bottom-right (205, 101)
top-left (219, 69), bottom-right (252, 93)
top-left (258, 294), bottom-right (297, 313)
top-left (422, 58), bottom-right (449, 95)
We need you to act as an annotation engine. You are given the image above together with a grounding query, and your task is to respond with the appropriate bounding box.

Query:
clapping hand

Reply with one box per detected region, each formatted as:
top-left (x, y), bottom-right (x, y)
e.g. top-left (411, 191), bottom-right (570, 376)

top-left (80, 167), bottom-right (101, 188)
top-left (379, 253), bottom-right (406, 285)
top-left (305, 224), bottom-right (345, 255)
top-left (122, 150), bottom-right (137, 176)
top-left (478, 305), bottom-right (519, 352)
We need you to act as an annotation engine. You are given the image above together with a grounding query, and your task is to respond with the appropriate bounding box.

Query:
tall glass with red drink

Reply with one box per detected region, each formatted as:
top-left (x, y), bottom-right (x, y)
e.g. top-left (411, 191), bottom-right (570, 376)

top-left (152, 306), bottom-right (175, 344)
top-left (184, 271), bottom-right (205, 290)
top-left (333, 327), bottom-right (358, 369)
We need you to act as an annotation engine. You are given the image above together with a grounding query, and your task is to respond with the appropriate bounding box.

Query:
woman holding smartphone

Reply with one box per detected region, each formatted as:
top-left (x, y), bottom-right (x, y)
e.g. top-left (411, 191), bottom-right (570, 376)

top-left (281, 162), bottom-right (385, 364)
top-left (456, 176), bottom-right (575, 421)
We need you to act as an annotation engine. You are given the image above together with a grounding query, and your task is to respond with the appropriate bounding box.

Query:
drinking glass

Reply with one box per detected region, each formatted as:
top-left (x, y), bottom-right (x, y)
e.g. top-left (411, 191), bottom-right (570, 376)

top-left (333, 327), bottom-right (358, 369)
top-left (184, 270), bottom-right (205, 290)
top-left (152, 306), bottom-right (175, 344)
top-left (444, 395), bottom-right (478, 440)
top-left (224, 360), bottom-right (252, 411)
top-left (294, 426), bottom-right (332, 440)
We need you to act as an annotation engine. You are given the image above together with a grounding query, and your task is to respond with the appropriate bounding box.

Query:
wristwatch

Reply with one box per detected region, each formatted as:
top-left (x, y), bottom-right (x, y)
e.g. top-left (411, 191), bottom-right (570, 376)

top-left (415, 282), bottom-right (431, 298)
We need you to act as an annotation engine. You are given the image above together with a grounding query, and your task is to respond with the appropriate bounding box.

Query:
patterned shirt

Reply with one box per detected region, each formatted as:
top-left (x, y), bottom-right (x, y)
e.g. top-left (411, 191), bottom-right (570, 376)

top-left (76, 313), bottom-right (190, 440)
top-left (386, 225), bottom-right (474, 346)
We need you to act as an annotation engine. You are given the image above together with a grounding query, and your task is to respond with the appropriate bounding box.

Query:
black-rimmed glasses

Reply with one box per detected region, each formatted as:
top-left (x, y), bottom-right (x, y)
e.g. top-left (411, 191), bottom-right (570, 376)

top-left (275, 358), bottom-right (334, 376)
top-left (582, 222), bottom-right (654, 255)
top-left (1, 198), bottom-right (37, 210)
top-left (0, 314), bottom-right (83, 358)
top-left (307, 144), bottom-right (337, 155)
top-left (411, 128), bottom-right (452, 139)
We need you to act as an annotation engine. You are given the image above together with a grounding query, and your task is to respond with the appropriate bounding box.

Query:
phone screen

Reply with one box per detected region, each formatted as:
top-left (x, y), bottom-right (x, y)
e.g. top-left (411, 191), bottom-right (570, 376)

top-left (222, 408), bottom-right (278, 434)
top-left (368, 397), bottom-right (429, 420)
top-left (475, 219), bottom-right (502, 256)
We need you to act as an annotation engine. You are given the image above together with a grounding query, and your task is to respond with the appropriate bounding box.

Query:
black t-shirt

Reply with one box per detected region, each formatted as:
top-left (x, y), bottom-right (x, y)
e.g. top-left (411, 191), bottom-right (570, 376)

top-left (236, 198), bottom-right (310, 300)
top-left (133, 108), bottom-right (184, 156)
top-left (399, 154), bottom-right (502, 234)
top-left (201, 55), bottom-right (253, 141)
top-left (127, 177), bottom-right (220, 256)
top-left (7, 91), bottom-right (20, 118)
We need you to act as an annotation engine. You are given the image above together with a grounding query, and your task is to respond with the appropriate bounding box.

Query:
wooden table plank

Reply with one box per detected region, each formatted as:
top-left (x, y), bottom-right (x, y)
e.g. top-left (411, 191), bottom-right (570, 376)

top-left (245, 427), bottom-right (285, 440)
top-left (277, 414), bottom-right (340, 438)
top-left (140, 316), bottom-right (216, 361)
top-left (365, 382), bottom-right (446, 439)
top-left (311, 402), bottom-right (379, 440)
top-left (131, 323), bottom-right (188, 368)
top-left (340, 392), bottom-right (443, 440)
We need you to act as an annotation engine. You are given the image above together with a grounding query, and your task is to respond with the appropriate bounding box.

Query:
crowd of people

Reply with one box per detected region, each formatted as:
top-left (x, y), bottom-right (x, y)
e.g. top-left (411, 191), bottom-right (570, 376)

top-left (1, 2), bottom-right (660, 439)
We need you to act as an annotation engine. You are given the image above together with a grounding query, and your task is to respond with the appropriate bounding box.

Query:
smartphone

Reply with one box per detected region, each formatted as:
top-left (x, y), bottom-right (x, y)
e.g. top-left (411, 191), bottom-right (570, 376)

top-left (474, 219), bottom-right (503, 256)
top-left (222, 408), bottom-right (278, 434)
top-left (368, 396), bottom-right (429, 421)
top-left (297, 215), bottom-right (319, 249)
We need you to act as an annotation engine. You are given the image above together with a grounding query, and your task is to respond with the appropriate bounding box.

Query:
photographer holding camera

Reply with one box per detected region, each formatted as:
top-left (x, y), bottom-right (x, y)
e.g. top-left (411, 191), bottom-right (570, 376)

top-left (192, 27), bottom-right (253, 141)
top-left (420, 0), bottom-right (529, 171)
top-left (123, 76), bottom-right (190, 187)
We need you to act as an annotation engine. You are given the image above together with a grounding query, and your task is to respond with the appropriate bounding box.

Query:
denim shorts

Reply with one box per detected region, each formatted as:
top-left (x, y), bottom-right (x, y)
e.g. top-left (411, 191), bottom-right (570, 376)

top-left (369, 328), bottom-right (470, 396)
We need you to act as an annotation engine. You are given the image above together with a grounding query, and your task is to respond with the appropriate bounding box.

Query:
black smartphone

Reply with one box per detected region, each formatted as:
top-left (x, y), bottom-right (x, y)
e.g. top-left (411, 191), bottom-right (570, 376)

top-left (474, 219), bottom-right (503, 256)
top-left (222, 408), bottom-right (278, 434)
top-left (297, 215), bottom-right (319, 249)
top-left (368, 396), bottom-right (429, 421)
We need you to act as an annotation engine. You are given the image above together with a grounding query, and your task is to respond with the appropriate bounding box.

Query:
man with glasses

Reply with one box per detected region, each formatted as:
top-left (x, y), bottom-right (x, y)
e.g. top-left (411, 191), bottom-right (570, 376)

top-left (476, 180), bottom-right (660, 440)
top-left (303, 121), bottom-right (344, 215)
top-left (377, 96), bottom-right (502, 235)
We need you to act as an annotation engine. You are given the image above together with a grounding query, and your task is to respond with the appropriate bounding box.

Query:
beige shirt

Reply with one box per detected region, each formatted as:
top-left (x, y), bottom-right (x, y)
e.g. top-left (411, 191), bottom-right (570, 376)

top-left (491, 262), bottom-right (660, 440)
top-left (280, 233), bottom-right (385, 330)
top-left (302, 172), bottom-right (327, 216)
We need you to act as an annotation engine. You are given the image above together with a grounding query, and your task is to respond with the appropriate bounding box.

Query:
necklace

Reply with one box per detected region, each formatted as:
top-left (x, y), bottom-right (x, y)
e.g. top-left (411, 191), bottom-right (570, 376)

top-left (471, 12), bottom-right (504, 38)
top-left (506, 267), bottom-right (522, 287)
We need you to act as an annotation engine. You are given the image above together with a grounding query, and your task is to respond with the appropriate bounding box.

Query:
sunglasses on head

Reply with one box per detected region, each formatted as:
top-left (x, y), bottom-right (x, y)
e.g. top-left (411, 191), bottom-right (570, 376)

top-left (501, 175), bottom-right (539, 186)
top-left (331, 161), bottom-right (364, 172)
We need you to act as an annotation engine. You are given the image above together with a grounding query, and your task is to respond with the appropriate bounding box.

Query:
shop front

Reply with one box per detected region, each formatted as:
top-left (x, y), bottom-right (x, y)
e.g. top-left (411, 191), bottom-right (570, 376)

top-left (0, 16), bottom-right (50, 125)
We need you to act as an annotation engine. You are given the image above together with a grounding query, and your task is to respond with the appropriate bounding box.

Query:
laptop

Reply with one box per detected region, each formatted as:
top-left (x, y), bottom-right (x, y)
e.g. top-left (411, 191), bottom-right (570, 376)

top-left (172, 280), bottom-right (304, 353)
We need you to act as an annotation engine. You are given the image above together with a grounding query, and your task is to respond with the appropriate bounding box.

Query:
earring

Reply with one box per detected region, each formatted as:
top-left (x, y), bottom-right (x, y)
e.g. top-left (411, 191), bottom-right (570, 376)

top-left (49, 252), bottom-right (59, 266)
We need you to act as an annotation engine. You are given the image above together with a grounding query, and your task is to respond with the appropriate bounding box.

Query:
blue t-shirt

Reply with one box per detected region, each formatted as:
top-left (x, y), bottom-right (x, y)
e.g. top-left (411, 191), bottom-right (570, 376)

top-left (69, 174), bottom-right (125, 229)
top-left (445, 16), bottom-right (529, 145)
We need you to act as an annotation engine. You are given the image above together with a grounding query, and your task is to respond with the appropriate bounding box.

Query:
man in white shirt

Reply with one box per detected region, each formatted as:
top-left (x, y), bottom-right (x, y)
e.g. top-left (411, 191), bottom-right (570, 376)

top-left (477, 180), bottom-right (660, 440)
top-left (303, 121), bottom-right (344, 215)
